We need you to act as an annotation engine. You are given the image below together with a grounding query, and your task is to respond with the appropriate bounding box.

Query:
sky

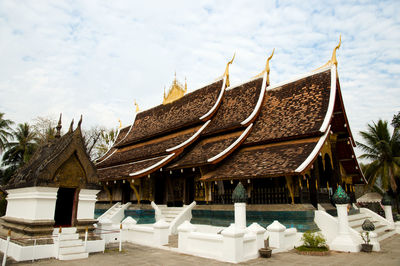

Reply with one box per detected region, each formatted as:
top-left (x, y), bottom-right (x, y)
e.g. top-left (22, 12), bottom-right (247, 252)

top-left (0, 0), bottom-right (399, 156)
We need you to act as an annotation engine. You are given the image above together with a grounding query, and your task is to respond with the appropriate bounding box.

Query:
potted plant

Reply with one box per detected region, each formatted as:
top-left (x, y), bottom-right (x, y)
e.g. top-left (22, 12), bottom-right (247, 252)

top-left (259, 236), bottom-right (272, 258)
top-left (295, 231), bottom-right (329, 256)
top-left (360, 219), bottom-right (375, 252)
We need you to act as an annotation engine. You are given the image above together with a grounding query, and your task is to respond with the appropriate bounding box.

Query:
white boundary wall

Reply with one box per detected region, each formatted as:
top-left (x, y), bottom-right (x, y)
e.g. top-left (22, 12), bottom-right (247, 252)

top-left (0, 238), bottom-right (104, 262)
top-left (177, 221), bottom-right (266, 264)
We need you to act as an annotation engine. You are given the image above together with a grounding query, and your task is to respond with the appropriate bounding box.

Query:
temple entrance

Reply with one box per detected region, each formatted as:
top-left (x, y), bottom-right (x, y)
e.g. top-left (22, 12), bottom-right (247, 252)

top-left (121, 182), bottom-right (131, 204)
top-left (154, 176), bottom-right (166, 204)
top-left (167, 176), bottom-right (184, 207)
top-left (184, 176), bottom-right (194, 204)
top-left (54, 187), bottom-right (77, 227)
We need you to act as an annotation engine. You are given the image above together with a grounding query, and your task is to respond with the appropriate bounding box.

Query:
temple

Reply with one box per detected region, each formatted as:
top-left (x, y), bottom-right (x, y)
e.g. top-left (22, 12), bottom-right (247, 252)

top-left (96, 47), bottom-right (365, 209)
top-left (1, 116), bottom-right (100, 241)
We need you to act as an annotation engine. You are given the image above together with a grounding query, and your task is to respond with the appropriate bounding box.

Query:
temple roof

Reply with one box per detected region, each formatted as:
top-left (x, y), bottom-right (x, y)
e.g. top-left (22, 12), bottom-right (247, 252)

top-left (200, 138), bottom-right (320, 181)
top-left (116, 79), bottom-right (224, 147)
top-left (6, 122), bottom-right (99, 190)
top-left (96, 64), bottom-right (365, 184)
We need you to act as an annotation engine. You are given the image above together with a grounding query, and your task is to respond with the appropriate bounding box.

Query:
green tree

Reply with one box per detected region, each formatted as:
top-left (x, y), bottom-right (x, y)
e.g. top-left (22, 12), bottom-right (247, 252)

top-left (0, 112), bottom-right (14, 153)
top-left (392, 112), bottom-right (400, 131)
top-left (357, 120), bottom-right (400, 193)
top-left (2, 123), bottom-right (38, 168)
top-left (95, 128), bottom-right (118, 159)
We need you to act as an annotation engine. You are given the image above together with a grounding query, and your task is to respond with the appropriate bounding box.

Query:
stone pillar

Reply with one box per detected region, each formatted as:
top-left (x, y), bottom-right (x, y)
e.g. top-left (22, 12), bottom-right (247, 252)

top-left (234, 203), bottom-right (246, 229)
top-left (266, 220), bottom-right (286, 249)
top-left (247, 223), bottom-right (266, 249)
top-left (232, 182), bottom-right (247, 229)
top-left (177, 220), bottom-right (196, 252)
top-left (221, 224), bottom-right (245, 263)
top-left (153, 219), bottom-right (170, 246)
top-left (330, 186), bottom-right (359, 252)
top-left (382, 193), bottom-right (395, 229)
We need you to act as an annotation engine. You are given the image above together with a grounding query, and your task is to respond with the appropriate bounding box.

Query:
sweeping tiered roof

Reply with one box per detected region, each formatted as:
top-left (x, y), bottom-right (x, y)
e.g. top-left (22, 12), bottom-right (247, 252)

top-left (96, 64), bottom-right (364, 184)
top-left (6, 118), bottom-right (99, 189)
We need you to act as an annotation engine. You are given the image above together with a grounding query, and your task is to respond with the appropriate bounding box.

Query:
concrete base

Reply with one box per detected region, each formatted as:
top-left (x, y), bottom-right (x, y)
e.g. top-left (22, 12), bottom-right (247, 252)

top-left (330, 234), bottom-right (360, 252)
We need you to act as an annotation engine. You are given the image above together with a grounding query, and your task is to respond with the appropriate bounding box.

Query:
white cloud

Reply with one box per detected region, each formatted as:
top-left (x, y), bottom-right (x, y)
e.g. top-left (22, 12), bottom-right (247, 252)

top-left (0, 0), bottom-right (399, 158)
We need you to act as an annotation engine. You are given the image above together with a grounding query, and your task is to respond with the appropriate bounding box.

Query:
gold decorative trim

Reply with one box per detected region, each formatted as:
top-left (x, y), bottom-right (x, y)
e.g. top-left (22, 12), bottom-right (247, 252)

top-left (163, 73), bottom-right (187, 104)
top-left (314, 35), bottom-right (341, 71)
top-left (253, 49), bottom-right (275, 85)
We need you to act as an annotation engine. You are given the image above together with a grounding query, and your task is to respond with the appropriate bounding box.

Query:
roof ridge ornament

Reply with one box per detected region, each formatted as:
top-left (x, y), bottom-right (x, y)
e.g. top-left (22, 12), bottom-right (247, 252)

top-left (253, 48), bottom-right (275, 85)
top-left (77, 114), bottom-right (82, 129)
top-left (162, 73), bottom-right (187, 105)
top-left (55, 113), bottom-right (62, 138)
top-left (314, 35), bottom-right (341, 71)
top-left (118, 119), bottom-right (122, 129)
top-left (223, 52), bottom-right (235, 88)
top-left (68, 119), bottom-right (74, 133)
top-left (134, 100), bottom-right (139, 113)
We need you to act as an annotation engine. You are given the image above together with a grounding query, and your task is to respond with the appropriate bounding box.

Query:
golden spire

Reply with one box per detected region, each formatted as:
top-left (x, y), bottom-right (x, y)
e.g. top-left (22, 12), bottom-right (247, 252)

top-left (184, 77), bottom-right (187, 93)
top-left (118, 119), bottom-right (122, 129)
top-left (134, 100), bottom-right (139, 113)
top-left (163, 73), bottom-right (187, 104)
top-left (314, 35), bottom-right (341, 71)
top-left (222, 53), bottom-right (235, 87)
top-left (253, 48), bottom-right (275, 85)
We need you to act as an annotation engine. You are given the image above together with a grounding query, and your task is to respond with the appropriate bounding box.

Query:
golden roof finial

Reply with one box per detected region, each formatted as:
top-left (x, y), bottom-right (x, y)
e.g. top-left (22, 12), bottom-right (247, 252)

top-left (184, 77), bottom-right (187, 93)
top-left (162, 74), bottom-right (187, 104)
top-left (118, 119), bottom-right (122, 129)
top-left (223, 52), bottom-right (236, 87)
top-left (331, 35), bottom-right (341, 67)
top-left (253, 48), bottom-right (275, 85)
top-left (313, 35), bottom-right (341, 71)
top-left (134, 100), bottom-right (139, 113)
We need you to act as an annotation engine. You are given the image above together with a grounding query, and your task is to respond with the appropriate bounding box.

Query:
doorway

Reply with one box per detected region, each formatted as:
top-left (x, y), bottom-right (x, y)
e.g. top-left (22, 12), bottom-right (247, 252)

top-left (54, 187), bottom-right (77, 227)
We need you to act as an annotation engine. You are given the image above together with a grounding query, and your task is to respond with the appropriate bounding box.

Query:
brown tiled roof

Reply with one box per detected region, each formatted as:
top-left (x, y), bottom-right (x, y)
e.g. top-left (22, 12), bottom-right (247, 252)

top-left (97, 155), bottom-right (169, 181)
top-left (97, 126), bottom-right (201, 168)
top-left (245, 69), bottom-right (331, 145)
top-left (116, 80), bottom-right (223, 146)
top-left (202, 77), bottom-right (263, 135)
top-left (167, 131), bottom-right (244, 169)
top-left (6, 127), bottom-right (99, 189)
top-left (200, 138), bottom-right (319, 181)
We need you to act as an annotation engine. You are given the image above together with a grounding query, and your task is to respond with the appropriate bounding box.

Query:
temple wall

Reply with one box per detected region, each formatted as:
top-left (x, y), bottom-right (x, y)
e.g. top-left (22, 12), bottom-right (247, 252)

top-left (77, 189), bottom-right (100, 220)
top-left (5, 187), bottom-right (58, 220)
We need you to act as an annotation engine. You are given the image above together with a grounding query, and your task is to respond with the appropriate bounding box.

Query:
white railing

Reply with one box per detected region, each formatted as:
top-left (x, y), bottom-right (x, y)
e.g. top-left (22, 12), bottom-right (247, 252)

top-left (97, 202), bottom-right (121, 221)
top-left (151, 201), bottom-right (163, 222)
top-left (170, 201), bottom-right (196, 235)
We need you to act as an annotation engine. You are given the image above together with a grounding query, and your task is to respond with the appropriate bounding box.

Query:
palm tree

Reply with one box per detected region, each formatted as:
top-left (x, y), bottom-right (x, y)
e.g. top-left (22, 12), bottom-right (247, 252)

top-left (0, 112), bottom-right (14, 153)
top-left (2, 123), bottom-right (38, 168)
top-left (357, 120), bottom-right (400, 193)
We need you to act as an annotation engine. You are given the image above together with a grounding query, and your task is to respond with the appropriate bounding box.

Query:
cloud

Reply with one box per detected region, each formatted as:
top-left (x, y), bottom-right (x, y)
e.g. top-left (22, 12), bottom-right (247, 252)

top-left (0, 0), bottom-right (399, 159)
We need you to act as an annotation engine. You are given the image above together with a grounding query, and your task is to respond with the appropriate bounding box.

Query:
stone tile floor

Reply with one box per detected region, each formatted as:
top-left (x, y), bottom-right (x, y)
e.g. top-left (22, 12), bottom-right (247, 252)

top-left (4, 235), bottom-right (400, 266)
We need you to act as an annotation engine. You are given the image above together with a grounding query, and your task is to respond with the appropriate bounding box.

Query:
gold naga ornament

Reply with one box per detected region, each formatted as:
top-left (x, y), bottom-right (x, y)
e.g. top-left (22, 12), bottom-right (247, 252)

top-left (253, 48), bottom-right (275, 85)
top-left (314, 35), bottom-right (341, 71)
top-left (134, 100), bottom-right (139, 113)
top-left (163, 72), bottom-right (187, 105)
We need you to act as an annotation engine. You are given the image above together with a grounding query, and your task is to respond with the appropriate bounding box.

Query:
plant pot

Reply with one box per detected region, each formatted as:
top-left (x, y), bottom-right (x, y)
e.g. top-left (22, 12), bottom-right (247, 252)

top-left (259, 248), bottom-right (272, 258)
top-left (361, 243), bottom-right (373, 253)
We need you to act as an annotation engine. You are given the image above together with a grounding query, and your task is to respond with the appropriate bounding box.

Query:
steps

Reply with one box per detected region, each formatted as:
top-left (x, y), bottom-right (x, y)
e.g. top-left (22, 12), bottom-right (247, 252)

top-left (158, 206), bottom-right (185, 223)
top-left (348, 212), bottom-right (396, 241)
top-left (54, 227), bottom-right (88, 261)
top-left (98, 202), bottom-right (131, 224)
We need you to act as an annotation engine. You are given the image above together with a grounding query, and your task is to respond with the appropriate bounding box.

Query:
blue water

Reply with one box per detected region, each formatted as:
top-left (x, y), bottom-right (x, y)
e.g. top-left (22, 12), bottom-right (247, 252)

top-left (95, 208), bottom-right (318, 232)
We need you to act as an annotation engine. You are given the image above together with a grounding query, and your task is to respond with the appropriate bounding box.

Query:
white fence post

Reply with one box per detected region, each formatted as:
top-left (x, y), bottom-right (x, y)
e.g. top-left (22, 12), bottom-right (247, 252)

top-left (2, 230), bottom-right (10, 266)
top-left (84, 227), bottom-right (88, 251)
top-left (32, 239), bottom-right (37, 262)
top-left (119, 224), bottom-right (122, 252)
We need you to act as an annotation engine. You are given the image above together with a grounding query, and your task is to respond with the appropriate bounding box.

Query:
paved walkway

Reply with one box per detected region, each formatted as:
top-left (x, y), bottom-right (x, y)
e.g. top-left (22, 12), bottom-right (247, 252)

top-left (6, 235), bottom-right (400, 266)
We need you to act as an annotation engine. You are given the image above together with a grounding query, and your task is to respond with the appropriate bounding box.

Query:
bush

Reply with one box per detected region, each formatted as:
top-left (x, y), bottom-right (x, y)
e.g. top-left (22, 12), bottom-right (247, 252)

top-left (301, 231), bottom-right (327, 248)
